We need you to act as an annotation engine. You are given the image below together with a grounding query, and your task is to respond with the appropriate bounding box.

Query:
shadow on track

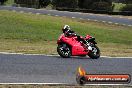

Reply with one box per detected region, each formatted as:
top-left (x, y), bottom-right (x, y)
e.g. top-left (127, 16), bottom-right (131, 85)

top-left (52, 55), bottom-right (99, 60)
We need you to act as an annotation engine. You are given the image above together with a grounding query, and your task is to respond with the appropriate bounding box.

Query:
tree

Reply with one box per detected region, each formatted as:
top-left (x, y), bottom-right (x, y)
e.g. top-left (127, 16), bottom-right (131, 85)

top-left (39, 0), bottom-right (51, 8)
top-left (0, 0), bottom-right (8, 5)
top-left (52, 0), bottom-right (78, 8)
top-left (125, 0), bottom-right (132, 4)
top-left (78, 0), bottom-right (112, 10)
top-left (78, 0), bottom-right (92, 9)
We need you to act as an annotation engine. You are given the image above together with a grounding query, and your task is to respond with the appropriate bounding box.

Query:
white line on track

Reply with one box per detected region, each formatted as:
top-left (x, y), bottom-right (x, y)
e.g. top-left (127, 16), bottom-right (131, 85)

top-left (38, 9), bottom-right (43, 10)
top-left (27, 8), bottom-right (32, 10)
top-left (8, 9), bottom-right (131, 27)
top-left (102, 21), bottom-right (106, 23)
top-left (8, 9), bottom-right (132, 27)
top-left (0, 52), bottom-right (132, 58)
top-left (89, 14), bottom-right (93, 15)
top-left (119, 17), bottom-right (123, 18)
top-left (47, 14), bottom-right (51, 16)
top-left (94, 20), bottom-right (98, 22)
top-left (108, 22), bottom-right (112, 24)
top-left (98, 15), bottom-right (104, 16)
top-left (4, 6), bottom-right (10, 7)
top-left (48, 10), bottom-right (54, 11)
top-left (55, 15), bottom-right (59, 16)
top-left (122, 24), bottom-right (126, 26)
top-left (36, 13), bottom-right (40, 15)
top-left (18, 7), bottom-right (22, 8)
top-left (128, 18), bottom-right (132, 20)
top-left (79, 18), bottom-right (83, 20)
top-left (108, 16), bottom-right (112, 18)
top-left (128, 25), bottom-right (132, 27)
top-left (78, 13), bottom-right (82, 14)
top-left (115, 23), bottom-right (119, 25)
top-left (72, 17), bottom-right (76, 18)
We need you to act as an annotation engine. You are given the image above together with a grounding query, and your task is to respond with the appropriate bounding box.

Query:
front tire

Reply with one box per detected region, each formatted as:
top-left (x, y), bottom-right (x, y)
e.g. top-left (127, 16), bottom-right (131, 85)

top-left (57, 44), bottom-right (71, 58)
top-left (88, 45), bottom-right (100, 59)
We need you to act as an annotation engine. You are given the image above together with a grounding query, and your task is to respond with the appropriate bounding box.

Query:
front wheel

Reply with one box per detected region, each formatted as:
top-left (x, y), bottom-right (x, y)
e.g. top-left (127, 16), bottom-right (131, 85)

top-left (57, 44), bottom-right (71, 58)
top-left (88, 45), bottom-right (100, 59)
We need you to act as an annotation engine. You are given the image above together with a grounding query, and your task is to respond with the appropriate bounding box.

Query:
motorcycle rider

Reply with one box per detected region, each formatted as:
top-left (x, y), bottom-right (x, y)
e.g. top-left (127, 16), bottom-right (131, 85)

top-left (62, 25), bottom-right (87, 45)
top-left (62, 25), bottom-right (75, 36)
top-left (57, 25), bottom-right (100, 58)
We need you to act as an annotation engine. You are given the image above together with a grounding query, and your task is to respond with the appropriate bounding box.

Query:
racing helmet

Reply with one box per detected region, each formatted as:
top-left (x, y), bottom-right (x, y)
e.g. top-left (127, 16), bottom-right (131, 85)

top-left (62, 25), bottom-right (71, 33)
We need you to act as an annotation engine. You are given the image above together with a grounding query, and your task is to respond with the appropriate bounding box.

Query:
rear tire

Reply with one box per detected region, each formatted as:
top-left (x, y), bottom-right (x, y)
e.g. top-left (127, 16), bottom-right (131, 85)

top-left (88, 45), bottom-right (100, 59)
top-left (57, 44), bottom-right (71, 58)
top-left (76, 76), bottom-right (86, 85)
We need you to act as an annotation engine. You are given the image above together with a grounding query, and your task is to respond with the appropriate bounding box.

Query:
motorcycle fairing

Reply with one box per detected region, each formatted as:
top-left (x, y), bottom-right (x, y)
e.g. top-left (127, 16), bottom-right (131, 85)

top-left (58, 34), bottom-right (88, 56)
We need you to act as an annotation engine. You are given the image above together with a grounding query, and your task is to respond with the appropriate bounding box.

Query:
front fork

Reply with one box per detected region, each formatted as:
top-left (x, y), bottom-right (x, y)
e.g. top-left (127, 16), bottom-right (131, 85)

top-left (88, 44), bottom-right (93, 51)
top-left (84, 41), bottom-right (93, 51)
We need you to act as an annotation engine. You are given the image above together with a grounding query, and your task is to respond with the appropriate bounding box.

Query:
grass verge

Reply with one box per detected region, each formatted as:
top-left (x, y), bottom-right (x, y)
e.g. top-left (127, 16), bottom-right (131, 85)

top-left (0, 85), bottom-right (131, 88)
top-left (0, 10), bottom-right (132, 57)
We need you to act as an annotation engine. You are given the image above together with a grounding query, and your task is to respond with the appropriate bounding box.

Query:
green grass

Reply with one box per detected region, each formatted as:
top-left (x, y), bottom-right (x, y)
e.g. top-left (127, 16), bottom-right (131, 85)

top-left (0, 10), bottom-right (131, 44)
top-left (0, 10), bottom-right (132, 56)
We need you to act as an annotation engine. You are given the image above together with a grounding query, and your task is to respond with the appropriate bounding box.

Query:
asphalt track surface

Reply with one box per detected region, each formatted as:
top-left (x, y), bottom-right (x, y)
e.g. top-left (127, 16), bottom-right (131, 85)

top-left (0, 54), bottom-right (132, 85)
top-left (0, 6), bottom-right (132, 26)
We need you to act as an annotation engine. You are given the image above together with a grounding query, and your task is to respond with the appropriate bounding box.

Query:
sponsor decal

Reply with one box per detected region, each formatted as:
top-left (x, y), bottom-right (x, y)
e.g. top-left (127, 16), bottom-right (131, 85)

top-left (76, 67), bottom-right (131, 85)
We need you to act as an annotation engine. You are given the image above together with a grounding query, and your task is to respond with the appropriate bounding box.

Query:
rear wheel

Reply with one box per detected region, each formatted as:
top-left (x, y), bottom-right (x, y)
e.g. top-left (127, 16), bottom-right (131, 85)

top-left (57, 44), bottom-right (71, 58)
top-left (76, 76), bottom-right (86, 85)
top-left (88, 45), bottom-right (100, 59)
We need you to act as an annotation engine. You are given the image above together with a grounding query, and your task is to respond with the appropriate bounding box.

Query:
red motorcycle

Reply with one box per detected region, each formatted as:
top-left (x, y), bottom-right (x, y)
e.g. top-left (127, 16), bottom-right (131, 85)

top-left (57, 26), bottom-right (100, 59)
